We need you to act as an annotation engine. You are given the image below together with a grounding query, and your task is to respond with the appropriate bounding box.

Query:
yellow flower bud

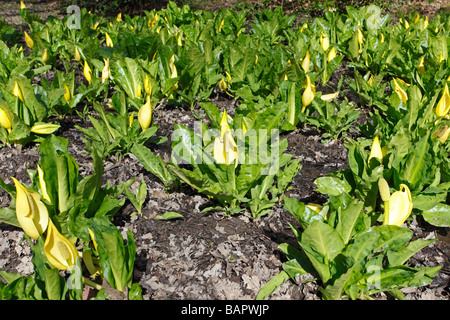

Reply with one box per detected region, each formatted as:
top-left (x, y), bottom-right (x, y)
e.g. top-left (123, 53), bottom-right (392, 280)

top-left (213, 125), bottom-right (238, 167)
top-left (138, 96), bottom-right (152, 131)
top-left (393, 78), bottom-right (408, 104)
top-left (63, 84), bottom-right (71, 103)
top-left (383, 184), bottom-right (412, 227)
top-left (0, 108), bottom-right (12, 132)
top-left (367, 75), bottom-right (375, 87)
top-left (418, 56), bottom-right (425, 75)
top-left (20, 1), bottom-right (26, 10)
top-left (24, 31), bottom-right (33, 49)
top-left (37, 165), bottom-right (51, 202)
top-left (436, 83), bottom-right (450, 118)
top-left (320, 32), bottom-right (329, 51)
top-left (378, 178), bottom-right (390, 202)
top-left (320, 91), bottom-right (339, 102)
top-left (302, 50), bottom-right (310, 73)
top-left (13, 81), bottom-right (24, 102)
top-left (144, 74), bottom-right (152, 96)
top-left (219, 78), bottom-right (227, 91)
top-left (301, 75), bottom-right (315, 112)
top-left (368, 136), bottom-right (383, 164)
top-left (41, 49), bottom-right (48, 64)
top-left (84, 60), bottom-right (92, 84)
top-left (136, 83), bottom-right (142, 98)
top-left (101, 58), bottom-right (110, 83)
top-left (30, 123), bottom-right (60, 134)
top-left (74, 46), bottom-right (81, 62)
top-left (105, 32), bottom-right (113, 47)
top-left (357, 29), bottom-right (363, 46)
top-left (432, 125), bottom-right (450, 144)
top-left (327, 47), bottom-right (336, 62)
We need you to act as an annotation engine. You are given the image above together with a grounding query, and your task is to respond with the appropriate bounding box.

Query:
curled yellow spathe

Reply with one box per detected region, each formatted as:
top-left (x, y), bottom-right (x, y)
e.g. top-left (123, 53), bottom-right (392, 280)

top-left (418, 56), bottom-right (425, 75)
top-left (320, 32), bottom-right (330, 51)
top-left (44, 220), bottom-right (78, 270)
top-left (393, 78), bottom-right (408, 104)
top-left (105, 32), bottom-right (113, 47)
top-left (320, 92), bottom-right (339, 102)
top-left (432, 125), bottom-right (450, 144)
top-left (219, 109), bottom-right (231, 137)
top-left (327, 47), bottom-right (336, 62)
top-left (41, 49), bottom-right (48, 64)
top-left (24, 31), bottom-right (34, 49)
top-left (37, 164), bottom-right (51, 203)
top-left (436, 83), bottom-right (450, 118)
top-left (357, 29), bottom-right (363, 46)
top-left (20, 1), bottom-right (26, 10)
top-left (302, 50), bottom-right (310, 73)
top-left (63, 83), bottom-right (71, 103)
top-left (138, 96), bottom-right (152, 131)
top-left (383, 183), bottom-right (413, 227)
top-left (12, 177), bottom-right (49, 239)
top-left (213, 129), bottom-right (238, 168)
top-left (144, 74), bottom-right (152, 96)
top-left (74, 46), bottom-right (81, 62)
top-left (101, 58), bottom-right (110, 83)
top-left (84, 60), bottom-right (92, 84)
top-left (213, 110), bottom-right (238, 167)
top-left (368, 136), bottom-right (383, 164)
top-left (13, 81), bottom-right (24, 102)
top-left (301, 75), bottom-right (315, 112)
top-left (219, 78), bottom-right (227, 92)
top-left (0, 108), bottom-right (12, 132)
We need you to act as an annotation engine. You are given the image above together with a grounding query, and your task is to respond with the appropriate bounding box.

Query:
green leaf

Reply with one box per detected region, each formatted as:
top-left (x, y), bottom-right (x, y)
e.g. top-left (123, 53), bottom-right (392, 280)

top-left (155, 211), bottom-right (184, 220)
top-left (399, 131), bottom-right (431, 191)
top-left (38, 135), bottom-right (79, 213)
top-left (131, 143), bottom-right (175, 189)
top-left (387, 238), bottom-right (436, 267)
top-left (44, 265), bottom-right (66, 300)
top-left (283, 197), bottom-right (324, 228)
top-left (421, 203), bottom-right (450, 227)
top-left (314, 176), bottom-right (352, 196)
top-left (256, 270), bottom-right (290, 300)
top-left (90, 217), bottom-right (135, 292)
top-left (112, 57), bottom-right (142, 99)
top-left (0, 207), bottom-right (20, 228)
top-left (300, 221), bottom-right (345, 283)
top-left (335, 197), bottom-right (364, 245)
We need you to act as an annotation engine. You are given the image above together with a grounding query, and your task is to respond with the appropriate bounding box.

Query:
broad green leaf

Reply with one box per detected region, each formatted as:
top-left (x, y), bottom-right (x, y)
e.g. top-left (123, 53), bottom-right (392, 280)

top-left (314, 176), bottom-right (352, 196)
top-left (0, 207), bottom-right (20, 228)
top-left (38, 135), bottom-right (79, 213)
top-left (300, 221), bottom-right (345, 283)
top-left (131, 143), bottom-right (175, 188)
top-left (335, 197), bottom-right (364, 244)
top-left (283, 197), bottom-right (324, 228)
top-left (44, 265), bottom-right (66, 300)
top-left (399, 131), bottom-right (431, 191)
top-left (421, 203), bottom-right (450, 227)
top-left (387, 238), bottom-right (436, 267)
